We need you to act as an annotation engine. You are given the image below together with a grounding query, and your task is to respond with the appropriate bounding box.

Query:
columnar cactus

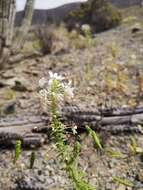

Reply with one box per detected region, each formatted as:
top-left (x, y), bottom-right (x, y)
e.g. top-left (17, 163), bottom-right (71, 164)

top-left (0, 0), bottom-right (16, 65)
top-left (0, 0), bottom-right (35, 67)
top-left (14, 0), bottom-right (35, 51)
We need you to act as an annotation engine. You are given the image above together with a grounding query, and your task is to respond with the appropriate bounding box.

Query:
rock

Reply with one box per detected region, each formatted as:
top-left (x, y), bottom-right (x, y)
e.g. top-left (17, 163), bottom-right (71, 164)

top-left (108, 159), bottom-right (118, 169)
top-left (12, 81), bottom-right (28, 92)
top-left (14, 175), bottom-right (45, 190)
top-left (131, 23), bottom-right (142, 33)
top-left (0, 82), bottom-right (6, 88)
top-left (134, 181), bottom-right (143, 189)
top-left (137, 169), bottom-right (143, 183)
top-left (1, 70), bottom-right (15, 79)
top-left (130, 54), bottom-right (137, 60)
top-left (116, 184), bottom-right (127, 190)
top-left (4, 77), bottom-right (33, 92)
top-left (3, 101), bottom-right (16, 115)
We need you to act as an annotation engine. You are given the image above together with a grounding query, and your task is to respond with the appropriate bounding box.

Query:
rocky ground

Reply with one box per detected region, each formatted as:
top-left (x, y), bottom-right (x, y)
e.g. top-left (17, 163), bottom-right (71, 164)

top-left (1, 5), bottom-right (143, 190)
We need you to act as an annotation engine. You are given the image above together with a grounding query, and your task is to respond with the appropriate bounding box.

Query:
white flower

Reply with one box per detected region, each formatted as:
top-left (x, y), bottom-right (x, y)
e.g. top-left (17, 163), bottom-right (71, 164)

top-left (68, 80), bottom-right (72, 86)
top-left (63, 80), bottom-right (74, 98)
top-left (72, 125), bottom-right (78, 135)
top-left (39, 77), bottom-right (47, 88)
top-left (81, 24), bottom-right (91, 32)
top-left (49, 71), bottom-right (64, 81)
top-left (65, 86), bottom-right (74, 98)
top-left (39, 72), bottom-right (74, 110)
top-left (39, 89), bottom-right (49, 100)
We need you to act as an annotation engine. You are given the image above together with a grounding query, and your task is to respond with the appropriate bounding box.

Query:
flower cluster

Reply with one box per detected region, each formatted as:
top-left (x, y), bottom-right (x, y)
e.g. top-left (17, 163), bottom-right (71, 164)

top-left (81, 24), bottom-right (91, 33)
top-left (38, 71), bottom-right (74, 111)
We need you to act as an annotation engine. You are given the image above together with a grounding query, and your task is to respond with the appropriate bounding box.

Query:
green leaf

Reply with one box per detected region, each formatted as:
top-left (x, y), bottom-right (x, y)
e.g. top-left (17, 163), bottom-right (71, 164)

top-left (13, 140), bottom-right (21, 164)
top-left (86, 126), bottom-right (103, 150)
top-left (30, 151), bottom-right (36, 169)
top-left (129, 136), bottom-right (137, 155)
top-left (113, 177), bottom-right (134, 187)
top-left (73, 141), bottom-right (81, 158)
top-left (106, 148), bottom-right (125, 158)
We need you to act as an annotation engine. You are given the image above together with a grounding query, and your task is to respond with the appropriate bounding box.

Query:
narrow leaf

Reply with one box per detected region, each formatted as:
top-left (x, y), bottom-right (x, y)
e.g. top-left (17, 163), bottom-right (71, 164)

top-left (86, 126), bottom-right (103, 150)
top-left (113, 177), bottom-right (134, 187)
top-left (30, 151), bottom-right (36, 169)
top-left (13, 140), bottom-right (21, 164)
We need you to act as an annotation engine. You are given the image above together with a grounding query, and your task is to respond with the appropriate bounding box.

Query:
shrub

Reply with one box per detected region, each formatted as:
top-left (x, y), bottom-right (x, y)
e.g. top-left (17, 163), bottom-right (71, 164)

top-left (68, 27), bottom-right (96, 49)
top-left (65, 0), bottom-right (122, 33)
top-left (35, 24), bottom-right (70, 55)
top-left (91, 2), bottom-right (122, 32)
top-left (35, 25), bottom-right (54, 55)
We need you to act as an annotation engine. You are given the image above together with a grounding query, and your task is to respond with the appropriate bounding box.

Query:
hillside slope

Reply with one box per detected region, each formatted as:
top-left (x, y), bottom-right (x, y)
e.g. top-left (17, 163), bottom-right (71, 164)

top-left (15, 0), bottom-right (142, 26)
top-left (1, 5), bottom-right (143, 190)
top-left (15, 2), bottom-right (81, 26)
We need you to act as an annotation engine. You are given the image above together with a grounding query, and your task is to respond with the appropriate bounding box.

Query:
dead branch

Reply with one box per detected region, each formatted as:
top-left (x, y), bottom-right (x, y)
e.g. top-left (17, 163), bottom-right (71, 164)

top-left (1, 105), bottom-right (143, 148)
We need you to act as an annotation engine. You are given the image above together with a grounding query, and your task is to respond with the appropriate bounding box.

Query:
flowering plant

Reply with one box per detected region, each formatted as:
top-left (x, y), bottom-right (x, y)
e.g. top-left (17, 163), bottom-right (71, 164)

top-left (39, 71), bottom-right (74, 112)
top-left (38, 71), bottom-right (95, 190)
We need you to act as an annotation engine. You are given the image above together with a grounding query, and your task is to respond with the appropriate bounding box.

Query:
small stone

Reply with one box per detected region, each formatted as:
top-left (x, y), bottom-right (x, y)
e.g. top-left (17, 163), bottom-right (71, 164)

top-left (116, 184), bottom-right (126, 190)
top-left (12, 81), bottom-right (27, 92)
top-left (3, 101), bottom-right (16, 114)
top-left (130, 54), bottom-right (137, 60)
top-left (137, 169), bottom-right (143, 183)
top-left (0, 82), bottom-right (6, 88)
top-left (136, 147), bottom-right (143, 153)
top-left (46, 178), bottom-right (54, 185)
top-left (131, 23), bottom-right (142, 33)
top-left (38, 170), bottom-right (42, 176)
top-left (5, 77), bottom-right (32, 92)
top-left (2, 70), bottom-right (15, 79)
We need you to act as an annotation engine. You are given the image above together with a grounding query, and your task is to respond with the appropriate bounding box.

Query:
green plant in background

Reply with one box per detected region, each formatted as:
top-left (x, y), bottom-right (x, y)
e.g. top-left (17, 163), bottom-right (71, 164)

top-left (113, 176), bottom-right (134, 188)
top-left (32, 39), bottom-right (41, 51)
top-left (106, 148), bottom-right (125, 159)
top-left (129, 136), bottom-right (137, 155)
top-left (68, 28), bottom-right (95, 50)
top-left (107, 43), bottom-right (118, 58)
top-left (4, 88), bottom-right (16, 100)
top-left (128, 136), bottom-right (143, 155)
top-left (122, 16), bottom-right (137, 25)
top-left (13, 140), bottom-right (21, 164)
top-left (39, 71), bottom-right (96, 190)
top-left (81, 24), bottom-right (96, 48)
top-left (66, 141), bottom-right (95, 190)
top-left (84, 62), bottom-right (93, 83)
top-left (30, 151), bottom-right (36, 169)
top-left (65, 0), bottom-right (121, 33)
top-left (86, 125), bottom-right (103, 150)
